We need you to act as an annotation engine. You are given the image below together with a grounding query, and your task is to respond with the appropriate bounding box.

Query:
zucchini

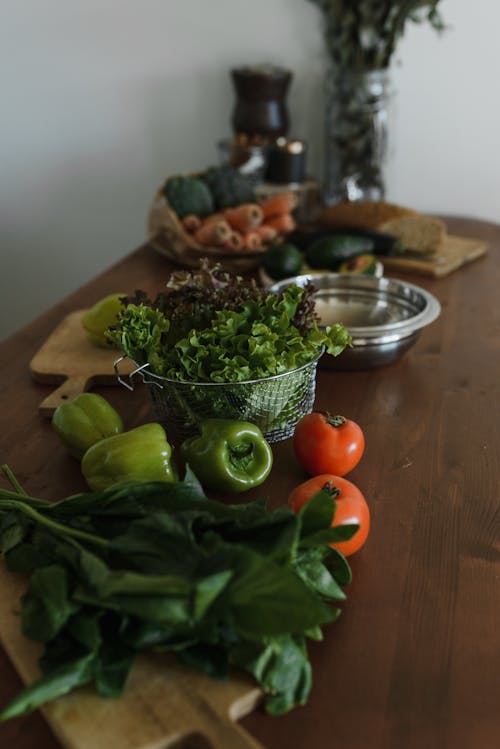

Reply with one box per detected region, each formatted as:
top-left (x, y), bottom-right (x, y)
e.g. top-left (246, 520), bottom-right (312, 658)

top-left (288, 227), bottom-right (403, 257)
top-left (306, 235), bottom-right (374, 270)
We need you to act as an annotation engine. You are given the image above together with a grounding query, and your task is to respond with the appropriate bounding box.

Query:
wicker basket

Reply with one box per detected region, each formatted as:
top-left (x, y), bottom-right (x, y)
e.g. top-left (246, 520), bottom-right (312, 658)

top-left (115, 353), bottom-right (322, 444)
top-left (147, 191), bottom-right (269, 274)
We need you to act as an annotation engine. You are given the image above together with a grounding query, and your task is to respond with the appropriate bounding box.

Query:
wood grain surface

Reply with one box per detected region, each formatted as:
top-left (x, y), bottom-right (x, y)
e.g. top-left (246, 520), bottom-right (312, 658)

top-left (0, 216), bottom-right (498, 749)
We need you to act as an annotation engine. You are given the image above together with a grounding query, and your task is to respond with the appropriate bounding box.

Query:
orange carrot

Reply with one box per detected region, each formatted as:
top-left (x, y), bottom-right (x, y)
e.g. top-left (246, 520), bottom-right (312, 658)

top-left (255, 224), bottom-right (278, 244)
top-left (224, 203), bottom-right (263, 232)
top-left (223, 231), bottom-right (244, 251)
top-left (259, 192), bottom-right (298, 219)
top-left (194, 219), bottom-right (231, 246)
top-left (263, 213), bottom-right (296, 234)
top-left (242, 231), bottom-right (263, 251)
top-left (182, 214), bottom-right (202, 233)
top-left (201, 212), bottom-right (225, 224)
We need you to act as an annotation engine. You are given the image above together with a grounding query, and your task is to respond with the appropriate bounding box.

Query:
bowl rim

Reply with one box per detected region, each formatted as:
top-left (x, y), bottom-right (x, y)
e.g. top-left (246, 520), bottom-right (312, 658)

top-left (269, 272), bottom-right (441, 339)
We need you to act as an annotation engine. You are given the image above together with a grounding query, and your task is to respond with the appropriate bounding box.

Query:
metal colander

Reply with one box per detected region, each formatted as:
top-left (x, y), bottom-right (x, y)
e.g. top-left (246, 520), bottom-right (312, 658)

top-left (114, 353), bottom-right (322, 443)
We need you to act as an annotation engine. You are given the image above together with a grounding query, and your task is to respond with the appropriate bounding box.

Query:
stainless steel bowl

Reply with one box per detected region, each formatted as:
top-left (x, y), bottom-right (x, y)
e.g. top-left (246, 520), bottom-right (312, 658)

top-left (269, 273), bottom-right (441, 370)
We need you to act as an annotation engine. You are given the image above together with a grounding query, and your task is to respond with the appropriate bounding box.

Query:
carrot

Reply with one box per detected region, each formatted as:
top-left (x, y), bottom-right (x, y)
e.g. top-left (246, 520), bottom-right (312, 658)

top-left (242, 231), bottom-right (263, 251)
top-left (194, 219), bottom-right (232, 246)
top-left (181, 214), bottom-right (202, 233)
top-left (201, 212), bottom-right (225, 224)
top-left (263, 213), bottom-right (296, 234)
top-left (259, 192), bottom-right (298, 219)
top-left (223, 231), bottom-right (244, 251)
top-left (255, 224), bottom-right (278, 244)
top-left (224, 203), bottom-right (263, 232)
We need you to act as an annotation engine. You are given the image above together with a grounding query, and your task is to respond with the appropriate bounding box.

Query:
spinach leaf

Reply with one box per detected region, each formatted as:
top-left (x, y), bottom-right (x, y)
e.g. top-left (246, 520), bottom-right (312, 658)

top-left (177, 642), bottom-right (230, 679)
top-left (21, 565), bottom-right (79, 643)
top-left (295, 548), bottom-right (346, 601)
top-left (217, 542), bottom-right (335, 637)
top-left (231, 634), bottom-right (312, 714)
top-left (0, 511), bottom-right (30, 553)
top-left (0, 653), bottom-right (95, 721)
top-left (5, 542), bottom-right (51, 572)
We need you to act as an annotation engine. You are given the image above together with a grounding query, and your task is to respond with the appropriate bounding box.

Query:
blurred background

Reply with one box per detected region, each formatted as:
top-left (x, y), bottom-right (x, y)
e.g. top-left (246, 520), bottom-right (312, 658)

top-left (0, 0), bottom-right (497, 339)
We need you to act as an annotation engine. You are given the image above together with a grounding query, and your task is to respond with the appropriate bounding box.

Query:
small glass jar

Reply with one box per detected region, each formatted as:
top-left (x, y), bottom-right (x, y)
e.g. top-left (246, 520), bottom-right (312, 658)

top-left (323, 69), bottom-right (393, 204)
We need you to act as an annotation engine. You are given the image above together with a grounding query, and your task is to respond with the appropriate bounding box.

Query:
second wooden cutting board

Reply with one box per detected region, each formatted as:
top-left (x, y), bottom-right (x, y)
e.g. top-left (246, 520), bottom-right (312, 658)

top-left (380, 234), bottom-right (488, 277)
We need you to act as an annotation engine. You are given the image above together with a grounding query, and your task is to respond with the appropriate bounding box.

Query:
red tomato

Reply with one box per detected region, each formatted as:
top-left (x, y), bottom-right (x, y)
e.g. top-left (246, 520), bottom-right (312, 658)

top-left (288, 473), bottom-right (370, 557)
top-left (293, 412), bottom-right (365, 477)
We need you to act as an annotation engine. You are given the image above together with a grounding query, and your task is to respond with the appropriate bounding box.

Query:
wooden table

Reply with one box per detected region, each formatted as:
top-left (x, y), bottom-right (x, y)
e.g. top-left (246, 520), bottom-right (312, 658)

top-left (0, 216), bottom-right (499, 749)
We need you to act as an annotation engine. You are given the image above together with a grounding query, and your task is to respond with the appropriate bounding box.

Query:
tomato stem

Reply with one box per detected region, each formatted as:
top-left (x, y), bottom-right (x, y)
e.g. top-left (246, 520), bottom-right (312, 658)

top-left (322, 481), bottom-right (341, 499)
top-left (323, 413), bottom-right (346, 429)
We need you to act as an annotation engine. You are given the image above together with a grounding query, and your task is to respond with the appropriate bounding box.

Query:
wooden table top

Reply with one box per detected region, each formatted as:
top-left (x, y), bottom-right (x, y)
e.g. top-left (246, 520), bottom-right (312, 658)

top-left (0, 216), bottom-right (499, 749)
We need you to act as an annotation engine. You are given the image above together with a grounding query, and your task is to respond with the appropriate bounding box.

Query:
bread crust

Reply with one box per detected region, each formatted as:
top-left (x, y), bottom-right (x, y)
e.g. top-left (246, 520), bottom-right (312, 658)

top-left (378, 216), bottom-right (446, 253)
top-left (319, 201), bottom-right (418, 230)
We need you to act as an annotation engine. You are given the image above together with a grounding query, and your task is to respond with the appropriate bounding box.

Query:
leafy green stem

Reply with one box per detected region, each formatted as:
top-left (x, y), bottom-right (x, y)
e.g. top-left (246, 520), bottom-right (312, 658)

top-left (0, 487), bottom-right (51, 509)
top-left (0, 498), bottom-right (110, 549)
top-left (1, 464), bottom-right (29, 496)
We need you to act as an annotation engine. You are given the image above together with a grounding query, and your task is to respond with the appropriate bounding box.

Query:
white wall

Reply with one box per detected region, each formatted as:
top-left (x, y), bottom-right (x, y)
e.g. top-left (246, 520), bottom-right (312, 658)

top-left (1, 0), bottom-right (498, 340)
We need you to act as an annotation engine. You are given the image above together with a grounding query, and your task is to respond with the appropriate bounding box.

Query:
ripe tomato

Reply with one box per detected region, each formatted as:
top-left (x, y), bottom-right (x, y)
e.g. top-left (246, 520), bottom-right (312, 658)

top-left (293, 412), bottom-right (365, 477)
top-left (288, 473), bottom-right (370, 557)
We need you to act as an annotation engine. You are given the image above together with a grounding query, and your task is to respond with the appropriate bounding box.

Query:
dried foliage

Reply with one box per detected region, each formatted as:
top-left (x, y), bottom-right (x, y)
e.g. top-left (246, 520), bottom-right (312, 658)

top-left (308, 0), bottom-right (445, 70)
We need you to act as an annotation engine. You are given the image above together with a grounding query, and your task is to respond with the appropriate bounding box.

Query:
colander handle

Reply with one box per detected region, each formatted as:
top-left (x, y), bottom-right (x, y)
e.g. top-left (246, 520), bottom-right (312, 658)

top-left (113, 355), bottom-right (160, 391)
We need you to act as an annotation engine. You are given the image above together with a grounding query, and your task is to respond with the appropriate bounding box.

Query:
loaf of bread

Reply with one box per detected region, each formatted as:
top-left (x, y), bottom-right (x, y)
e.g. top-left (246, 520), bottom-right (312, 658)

top-left (319, 200), bottom-right (418, 230)
top-left (319, 200), bottom-right (446, 254)
top-left (378, 216), bottom-right (446, 254)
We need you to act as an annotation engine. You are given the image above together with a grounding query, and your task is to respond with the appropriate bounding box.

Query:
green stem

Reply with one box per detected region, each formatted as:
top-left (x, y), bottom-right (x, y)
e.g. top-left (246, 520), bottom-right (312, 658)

top-left (0, 487), bottom-right (52, 509)
top-left (1, 465), bottom-right (28, 496)
top-left (0, 499), bottom-right (109, 550)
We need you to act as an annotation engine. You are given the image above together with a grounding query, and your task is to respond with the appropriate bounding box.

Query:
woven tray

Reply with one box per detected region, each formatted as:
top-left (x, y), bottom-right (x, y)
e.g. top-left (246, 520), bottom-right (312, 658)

top-left (147, 191), bottom-right (268, 273)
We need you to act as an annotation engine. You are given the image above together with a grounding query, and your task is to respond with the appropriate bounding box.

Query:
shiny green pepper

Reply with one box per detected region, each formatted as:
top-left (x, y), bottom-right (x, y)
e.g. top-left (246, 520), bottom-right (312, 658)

top-left (81, 293), bottom-right (126, 347)
top-left (81, 422), bottom-right (177, 491)
top-left (181, 419), bottom-right (273, 493)
top-left (52, 393), bottom-right (124, 459)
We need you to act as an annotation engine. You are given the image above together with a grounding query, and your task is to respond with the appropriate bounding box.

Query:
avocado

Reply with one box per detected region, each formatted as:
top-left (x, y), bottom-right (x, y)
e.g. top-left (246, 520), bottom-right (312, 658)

top-left (262, 243), bottom-right (304, 280)
top-left (339, 253), bottom-right (378, 275)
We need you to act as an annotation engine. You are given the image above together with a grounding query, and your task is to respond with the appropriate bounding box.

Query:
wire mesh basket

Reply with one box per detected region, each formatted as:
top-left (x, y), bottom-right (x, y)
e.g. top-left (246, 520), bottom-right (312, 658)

top-left (114, 353), bottom-right (322, 443)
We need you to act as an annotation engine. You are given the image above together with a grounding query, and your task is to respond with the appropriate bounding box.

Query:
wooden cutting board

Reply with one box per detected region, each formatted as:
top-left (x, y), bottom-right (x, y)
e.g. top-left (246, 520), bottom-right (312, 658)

top-left (30, 311), bottom-right (134, 417)
top-left (380, 234), bottom-right (488, 277)
top-left (0, 563), bottom-right (264, 749)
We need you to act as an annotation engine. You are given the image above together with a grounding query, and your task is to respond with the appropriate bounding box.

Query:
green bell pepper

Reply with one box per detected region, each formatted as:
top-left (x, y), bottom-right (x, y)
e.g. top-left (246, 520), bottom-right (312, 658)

top-left (181, 419), bottom-right (273, 493)
top-left (81, 422), bottom-right (177, 491)
top-left (52, 393), bottom-right (124, 459)
top-left (81, 293), bottom-right (126, 347)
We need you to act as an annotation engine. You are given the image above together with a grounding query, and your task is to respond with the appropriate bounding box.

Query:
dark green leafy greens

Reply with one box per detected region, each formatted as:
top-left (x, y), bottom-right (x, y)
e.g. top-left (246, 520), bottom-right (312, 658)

top-left (107, 262), bottom-right (351, 381)
top-left (0, 468), bottom-right (355, 719)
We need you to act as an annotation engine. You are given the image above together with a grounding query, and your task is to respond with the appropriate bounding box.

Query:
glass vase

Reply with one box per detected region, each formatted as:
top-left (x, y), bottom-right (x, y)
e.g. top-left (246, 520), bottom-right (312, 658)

top-left (323, 69), bottom-right (392, 204)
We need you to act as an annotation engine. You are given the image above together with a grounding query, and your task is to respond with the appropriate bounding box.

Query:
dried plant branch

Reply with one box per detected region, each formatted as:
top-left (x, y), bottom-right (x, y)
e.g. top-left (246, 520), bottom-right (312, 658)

top-left (308, 0), bottom-right (445, 71)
